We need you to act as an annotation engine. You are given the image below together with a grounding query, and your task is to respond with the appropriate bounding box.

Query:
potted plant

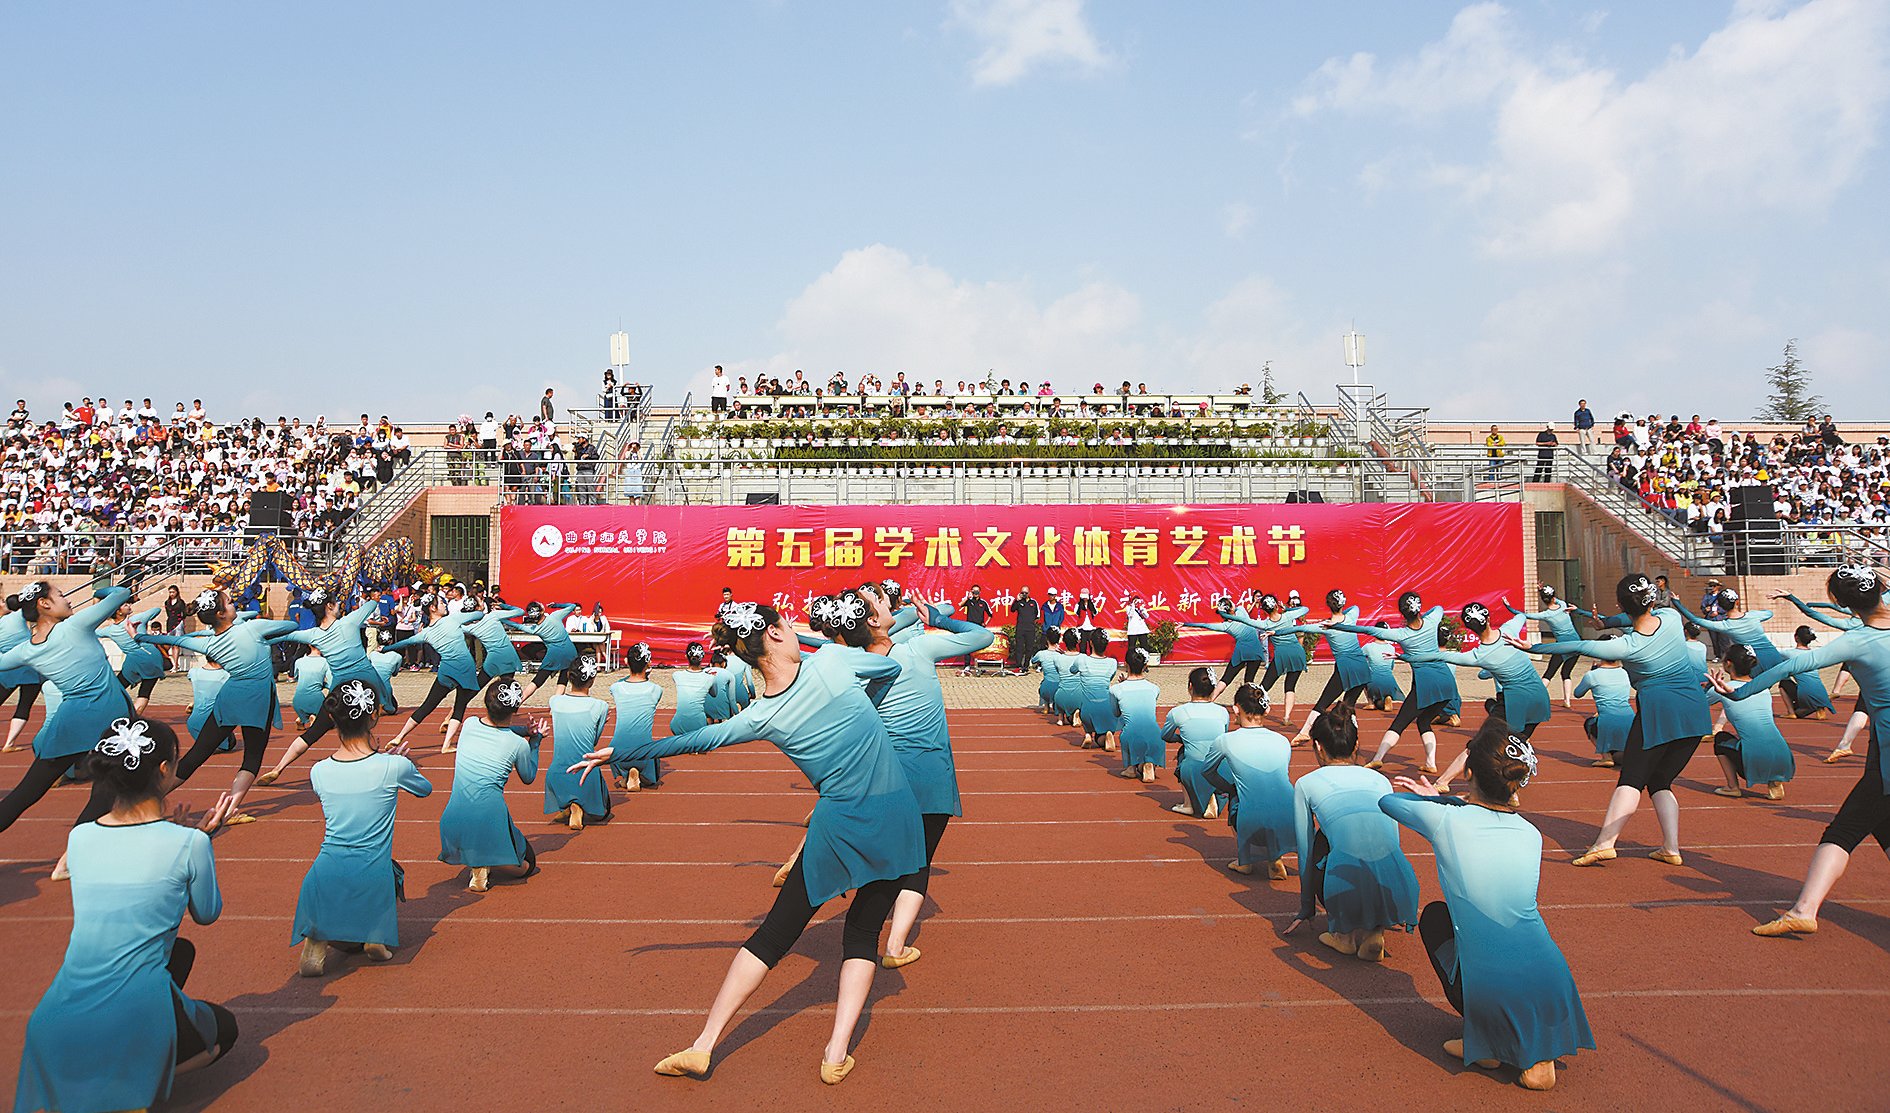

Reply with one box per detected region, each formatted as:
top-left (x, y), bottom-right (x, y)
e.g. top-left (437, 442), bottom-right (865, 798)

top-left (1145, 620), bottom-right (1180, 665)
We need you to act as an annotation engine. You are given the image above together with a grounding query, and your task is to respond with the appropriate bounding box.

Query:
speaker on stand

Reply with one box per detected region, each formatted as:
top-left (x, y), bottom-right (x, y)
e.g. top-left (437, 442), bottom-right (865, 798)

top-left (247, 491), bottom-right (292, 536)
top-left (1727, 483), bottom-right (1786, 576)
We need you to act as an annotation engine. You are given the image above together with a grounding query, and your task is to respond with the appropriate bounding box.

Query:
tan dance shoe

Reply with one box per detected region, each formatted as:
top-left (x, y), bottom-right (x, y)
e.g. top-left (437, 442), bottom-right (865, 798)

top-left (880, 946), bottom-right (921, 969)
top-left (1268, 860), bottom-right (1289, 881)
top-left (1712, 786), bottom-right (1743, 798)
top-left (1443, 1039), bottom-right (1499, 1069)
top-left (1169, 803), bottom-right (1195, 816)
top-left (468, 867), bottom-right (491, 893)
top-left (1318, 931), bottom-right (1358, 956)
top-left (363, 943), bottom-right (394, 962)
top-left (624, 767), bottom-right (642, 792)
top-left (1648, 849), bottom-right (1684, 866)
top-left (654, 1049), bottom-right (711, 1077)
top-left (1518, 1060), bottom-right (1557, 1091)
top-left (298, 939), bottom-right (330, 978)
top-left (1825, 749), bottom-right (1853, 764)
top-left (568, 806), bottom-right (585, 830)
top-left (1752, 914), bottom-right (1817, 937)
top-left (820, 1055), bottom-right (855, 1085)
top-left (1570, 847), bottom-right (1616, 867)
top-left (1766, 783), bottom-right (1786, 801)
top-left (1227, 861), bottom-right (1255, 875)
top-left (254, 770), bottom-right (280, 786)
top-left (1355, 932), bottom-right (1388, 962)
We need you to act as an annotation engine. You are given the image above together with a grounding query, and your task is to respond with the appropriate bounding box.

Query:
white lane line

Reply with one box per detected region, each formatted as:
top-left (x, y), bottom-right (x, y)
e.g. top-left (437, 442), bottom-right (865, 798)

top-left (1, 986), bottom-right (1878, 1021)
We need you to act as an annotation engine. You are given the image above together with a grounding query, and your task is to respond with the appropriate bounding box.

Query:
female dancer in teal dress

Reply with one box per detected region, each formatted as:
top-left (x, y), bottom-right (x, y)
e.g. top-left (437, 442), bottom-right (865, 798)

top-left (1215, 684), bottom-right (1294, 880)
top-left (607, 643), bottom-right (663, 790)
top-left (289, 647), bottom-right (328, 728)
top-left (1075, 629), bottom-right (1123, 750)
top-left (547, 655), bottom-right (612, 828)
top-left (0, 595), bottom-right (45, 752)
top-left (0, 583), bottom-right (134, 840)
top-left (1363, 639), bottom-right (1404, 710)
top-left (1508, 585), bottom-right (1583, 707)
top-left (1433, 604), bottom-right (1553, 795)
top-left (1521, 574), bottom-right (1710, 867)
top-left (1110, 648), bottom-right (1162, 782)
top-left (1032, 627), bottom-right (1066, 713)
top-left (825, 586), bottom-right (992, 969)
top-left (1050, 629), bottom-right (1087, 726)
top-left (1328, 592), bottom-right (1457, 775)
top-left (1291, 590), bottom-right (1373, 742)
top-left (1672, 588), bottom-right (1784, 672)
top-left (510, 601), bottom-right (580, 698)
top-left (1707, 643), bottom-right (1795, 800)
top-left (1382, 721), bottom-right (1593, 1091)
top-left (1163, 667), bottom-right (1231, 818)
top-left (1710, 564), bottom-right (1890, 937)
top-left (568, 601), bottom-right (923, 1084)
top-left (101, 598), bottom-right (167, 713)
top-left (1241, 594), bottom-right (1311, 724)
top-left (1575, 649), bottom-right (1633, 766)
top-left (440, 679), bottom-right (545, 892)
top-left (187, 661), bottom-right (229, 745)
top-left (140, 588), bottom-right (297, 827)
top-left (383, 594), bottom-right (484, 752)
top-left (464, 602), bottom-right (527, 681)
top-left (1182, 596), bottom-right (1267, 699)
top-left (16, 718), bottom-right (240, 1113)
top-left (274, 590), bottom-right (396, 726)
top-left (293, 680), bottom-right (433, 977)
top-left (1289, 704), bottom-right (1420, 962)
top-left (670, 641), bottom-right (718, 734)
top-left (1775, 592), bottom-right (1869, 760)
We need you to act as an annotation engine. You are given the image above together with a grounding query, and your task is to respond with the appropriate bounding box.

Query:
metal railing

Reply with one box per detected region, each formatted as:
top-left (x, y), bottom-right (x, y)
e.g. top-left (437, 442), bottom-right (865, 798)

top-left (1540, 448), bottom-right (1725, 573)
top-left (638, 452), bottom-right (1503, 507)
top-left (8, 532), bottom-right (341, 595)
top-left (1780, 523), bottom-right (1890, 569)
top-left (720, 391), bottom-right (1300, 420)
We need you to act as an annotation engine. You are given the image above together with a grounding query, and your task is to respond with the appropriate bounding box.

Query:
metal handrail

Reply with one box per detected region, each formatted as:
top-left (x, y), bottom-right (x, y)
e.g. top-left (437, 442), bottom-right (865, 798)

top-left (1779, 523), bottom-right (1890, 568)
top-left (7, 531), bottom-right (340, 596)
top-left (1545, 447), bottom-right (1724, 572)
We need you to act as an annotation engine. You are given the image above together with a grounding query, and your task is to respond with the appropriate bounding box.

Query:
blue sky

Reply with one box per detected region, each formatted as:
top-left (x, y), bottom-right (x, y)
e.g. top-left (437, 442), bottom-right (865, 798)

top-left (3, 1), bottom-right (1886, 421)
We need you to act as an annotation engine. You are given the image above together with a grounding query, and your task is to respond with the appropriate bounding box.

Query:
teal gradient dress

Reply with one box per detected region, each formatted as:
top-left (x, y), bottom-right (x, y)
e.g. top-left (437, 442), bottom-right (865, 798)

top-left (1051, 651), bottom-right (1087, 717)
top-left (1364, 641), bottom-right (1405, 703)
top-left (1520, 602), bottom-right (1581, 644)
top-left (1074, 653), bottom-right (1122, 736)
top-left (1575, 668), bottom-right (1634, 755)
top-left (1527, 609), bottom-right (1710, 746)
top-left (439, 718), bottom-right (542, 867)
top-left (16, 819), bottom-right (223, 1113)
top-left (1727, 625), bottom-right (1890, 788)
top-left (1294, 765), bottom-right (1419, 934)
top-left (607, 678), bottom-right (664, 785)
top-left (1672, 601), bottom-right (1785, 671)
top-left (1184, 607), bottom-right (1267, 666)
top-left (293, 752), bottom-right (433, 946)
top-left (1216, 726), bottom-right (1294, 868)
top-left (670, 668), bottom-right (717, 734)
top-left (609, 646), bottom-right (924, 905)
top-left (143, 616), bottom-right (297, 730)
top-left (274, 602), bottom-right (393, 707)
top-left (707, 655), bottom-right (756, 721)
top-left (290, 654), bottom-right (329, 720)
top-left (1164, 701), bottom-right (1231, 814)
top-left (1380, 794), bottom-right (1594, 1069)
top-left (102, 607), bottom-right (167, 684)
top-left (1110, 677), bottom-right (1163, 768)
top-left (464, 605), bottom-right (528, 678)
top-left (547, 693), bottom-right (613, 819)
top-left (0, 608), bottom-right (39, 689)
top-left (187, 665), bottom-right (229, 742)
top-left (506, 604), bottom-right (580, 674)
top-left (0, 586), bottom-right (133, 759)
top-left (1708, 688), bottom-right (1795, 786)
top-left (384, 609), bottom-right (481, 692)
top-left (1032, 647), bottom-right (1065, 709)
top-left (875, 612), bottom-right (994, 817)
top-left (1437, 640), bottom-right (1553, 733)
top-left (1290, 605), bottom-right (1372, 689)
top-left (1328, 607), bottom-right (1457, 710)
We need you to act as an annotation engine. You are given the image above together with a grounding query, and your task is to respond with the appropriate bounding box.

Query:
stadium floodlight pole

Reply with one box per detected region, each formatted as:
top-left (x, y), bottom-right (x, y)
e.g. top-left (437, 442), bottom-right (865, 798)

top-left (609, 330), bottom-right (631, 374)
top-left (1343, 328), bottom-right (1365, 386)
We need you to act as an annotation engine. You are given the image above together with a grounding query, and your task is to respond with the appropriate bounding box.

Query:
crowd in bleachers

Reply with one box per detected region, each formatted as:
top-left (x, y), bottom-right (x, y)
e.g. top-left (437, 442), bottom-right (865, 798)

top-left (705, 365), bottom-right (1265, 421)
top-left (0, 398), bottom-right (417, 573)
top-left (1602, 410), bottom-right (1890, 549)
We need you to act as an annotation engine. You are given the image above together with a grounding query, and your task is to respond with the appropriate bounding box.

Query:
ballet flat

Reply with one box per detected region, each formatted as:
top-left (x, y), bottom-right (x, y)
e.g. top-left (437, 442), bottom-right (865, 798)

top-left (654, 1049), bottom-right (711, 1077)
top-left (254, 771), bottom-right (280, 786)
top-left (1355, 934), bottom-right (1388, 962)
top-left (1570, 847), bottom-right (1616, 867)
top-left (297, 939), bottom-right (329, 978)
top-left (1824, 750), bottom-right (1853, 764)
top-left (1752, 914), bottom-right (1817, 937)
top-left (1227, 861), bottom-right (1255, 875)
top-left (1589, 758), bottom-right (1615, 767)
top-left (1116, 768), bottom-right (1140, 778)
top-left (568, 807), bottom-right (584, 830)
top-left (223, 812), bottom-right (257, 826)
top-left (820, 1055), bottom-right (855, 1085)
top-left (1518, 1061), bottom-right (1558, 1091)
top-left (1766, 783), bottom-right (1786, 801)
top-left (468, 867), bottom-right (491, 893)
top-left (1442, 1039), bottom-right (1500, 1069)
top-left (1418, 765), bottom-right (1439, 776)
top-left (363, 943), bottom-right (394, 962)
top-left (1318, 931), bottom-right (1358, 956)
top-left (771, 854), bottom-right (799, 888)
top-left (1268, 860), bottom-right (1289, 881)
top-left (1648, 850), bottom-right (1684, 866)
top-left (880, 946), bottom-right (921, 969)
top-left (1712, 786), bottom-right (1744, 798)
top-left (1169, 803), bottom-right (1195, 816)
top-left (1365, 760), bottom-right (1386, 770)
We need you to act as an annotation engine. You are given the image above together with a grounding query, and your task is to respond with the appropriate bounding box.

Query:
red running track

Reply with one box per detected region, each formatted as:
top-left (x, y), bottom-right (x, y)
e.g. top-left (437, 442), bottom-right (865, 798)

top-left (0, 702), bottom-right (1886, 1111)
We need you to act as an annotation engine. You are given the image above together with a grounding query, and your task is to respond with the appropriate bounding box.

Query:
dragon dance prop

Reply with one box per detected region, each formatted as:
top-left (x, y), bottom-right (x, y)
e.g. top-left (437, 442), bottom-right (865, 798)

top-left (209, 535), bottom-right (418, 611)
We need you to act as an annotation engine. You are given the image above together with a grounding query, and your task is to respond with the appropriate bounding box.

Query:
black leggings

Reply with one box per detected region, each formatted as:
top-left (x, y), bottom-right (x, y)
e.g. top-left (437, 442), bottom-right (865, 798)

top-left (0, 753), bottom-right (115, 834)
top-left (1219, 659), bottom-right (1262, 688)
top-left (1260, 663), bottom-right (1302, 693)
top-left (407, 681), bottom-right (476, 725)
top-left (745, 856), bottom-right (902, 967)
top-left (1822, 752), bottom-right (1890, 852)
top-left (168, 938), bottom-right (239, 1064)
top-left (1388, 697), bottom-right (1449, 736)
top-left (1712, 731), bottom-right (1745, 779)
top-left (1311, 672), bottom-right (1366, 714)
top-left (1418, 901), bottom-right (1465, 1015)
top-left (1542, 655), bottom-right (1578, 681)
top-left (895, 813), bottom-right (952, 897)
top-left (122, 676), bottom-right (161, 702)
top-left (1614, 716), bottom-right (1701, 794)
top-left (0, 682), bottom-right (42, 718)
top-left (178, 719), bottom-right (270, 780)
top-left (530, 667), bottom-right (560, 690)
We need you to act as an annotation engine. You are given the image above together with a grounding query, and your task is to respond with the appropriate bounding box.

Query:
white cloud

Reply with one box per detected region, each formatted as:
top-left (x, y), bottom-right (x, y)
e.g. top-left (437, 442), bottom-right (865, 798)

top-left (1292, 0), bottom-right (1890, 256)
top-left (685, 246), bottom-right (1331, 401)
top-left (1221, 202), bottom-right (1255, 239)
top-left (948, 0), bottom-right (1113, 86)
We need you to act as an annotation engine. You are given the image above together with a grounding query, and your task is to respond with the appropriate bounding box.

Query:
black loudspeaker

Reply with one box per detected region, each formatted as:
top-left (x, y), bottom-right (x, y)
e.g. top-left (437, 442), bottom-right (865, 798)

top-left (1286, 490), bottom-right (1325, 504)
top-left (745, 493), bottom-right (781, 506)
top-left (247, 491), bottom-right (291, 534)
top-left (1726, 483), bottom-right (1786, 575)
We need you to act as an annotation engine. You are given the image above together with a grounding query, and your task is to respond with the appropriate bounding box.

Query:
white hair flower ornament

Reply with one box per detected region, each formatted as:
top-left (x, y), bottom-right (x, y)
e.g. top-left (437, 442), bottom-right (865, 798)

top-left (97, 718), bottom-right (156, 770)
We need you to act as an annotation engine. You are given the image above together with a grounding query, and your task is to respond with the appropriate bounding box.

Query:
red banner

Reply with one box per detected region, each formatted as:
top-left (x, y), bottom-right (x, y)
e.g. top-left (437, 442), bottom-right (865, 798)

top-left (497, 503), bottom-right (1522, 663)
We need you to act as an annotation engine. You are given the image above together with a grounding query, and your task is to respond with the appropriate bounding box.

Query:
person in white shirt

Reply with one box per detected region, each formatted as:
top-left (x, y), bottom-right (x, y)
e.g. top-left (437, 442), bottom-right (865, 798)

top-left (710, 365), bottom-right (731, 415)
top-left (1124, 593), bottom-right (1152, 657)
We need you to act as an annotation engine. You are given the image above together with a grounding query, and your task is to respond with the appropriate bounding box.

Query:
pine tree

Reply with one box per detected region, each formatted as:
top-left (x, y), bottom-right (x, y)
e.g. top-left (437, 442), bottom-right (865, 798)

top-left (1757, 339), bottom-right (1823, 422)
top-left (1260, 362), bottom-right (1285, 406)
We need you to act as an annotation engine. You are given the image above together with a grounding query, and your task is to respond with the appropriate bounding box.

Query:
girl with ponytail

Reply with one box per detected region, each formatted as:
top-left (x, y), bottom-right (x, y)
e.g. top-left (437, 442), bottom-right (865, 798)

top-left (439, 678), bottom-right (547, 892)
